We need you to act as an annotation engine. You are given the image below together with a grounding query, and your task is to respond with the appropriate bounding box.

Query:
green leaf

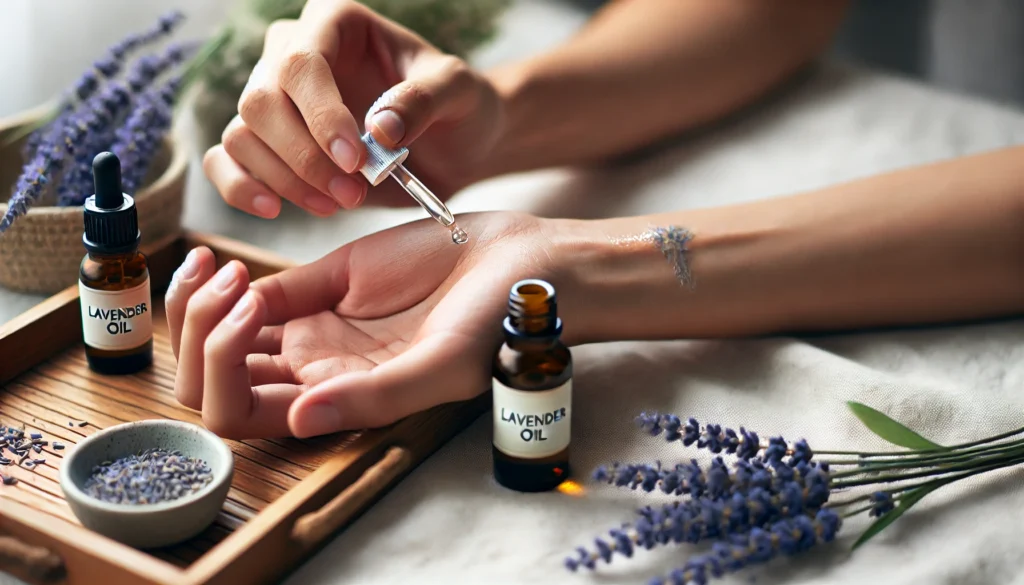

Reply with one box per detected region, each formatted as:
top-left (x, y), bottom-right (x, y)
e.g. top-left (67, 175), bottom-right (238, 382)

top-left (851, 482), bottom-right (943, 550)
top-left (846, 401), bottom-right (946, 451)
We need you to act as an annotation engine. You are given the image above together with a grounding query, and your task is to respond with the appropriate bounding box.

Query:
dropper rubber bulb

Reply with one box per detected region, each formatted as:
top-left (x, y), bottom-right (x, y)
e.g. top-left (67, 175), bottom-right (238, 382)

top-left (93, 152), bottom-right (123, 210)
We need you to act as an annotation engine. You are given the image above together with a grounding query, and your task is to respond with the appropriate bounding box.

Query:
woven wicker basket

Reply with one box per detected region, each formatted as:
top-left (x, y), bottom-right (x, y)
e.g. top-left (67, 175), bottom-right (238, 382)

top-left (0, 106), bottom-right (188, 295)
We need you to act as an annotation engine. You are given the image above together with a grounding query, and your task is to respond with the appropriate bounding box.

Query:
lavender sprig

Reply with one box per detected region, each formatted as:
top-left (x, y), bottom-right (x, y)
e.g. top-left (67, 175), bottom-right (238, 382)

top-left (594, 456), bottom-right (831, 504)
top-left (57, 42), bottom-right (196, 204)
top-left (636, 413), bottom-right (815, 468)
top-left (18, 11), bottom-right (185, 157)
top-left (111, 75), bottom-right (181, 195)
top-left (566, 470), bottom-right (830, 572)
top-left (0, 115), bottom-right (94, 232)
top-left (647, 510), bottom-right (842, 585)
top-left (570, 408), bottom-right (1024, 584)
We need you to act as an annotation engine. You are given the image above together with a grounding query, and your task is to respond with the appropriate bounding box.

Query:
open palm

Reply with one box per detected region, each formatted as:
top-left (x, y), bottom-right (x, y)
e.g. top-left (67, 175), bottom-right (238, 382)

top-left (166, 212), bottom-right (553, 439)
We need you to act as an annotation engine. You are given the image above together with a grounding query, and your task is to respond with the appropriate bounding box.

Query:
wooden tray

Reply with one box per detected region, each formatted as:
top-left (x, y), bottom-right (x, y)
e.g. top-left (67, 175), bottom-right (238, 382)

top-left (0, 231), bottom-right (489, 585)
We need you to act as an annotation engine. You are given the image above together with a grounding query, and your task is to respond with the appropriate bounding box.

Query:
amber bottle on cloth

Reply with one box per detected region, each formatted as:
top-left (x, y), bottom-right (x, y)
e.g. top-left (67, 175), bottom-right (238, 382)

top-left (492, 279), bottom-right (573, 492)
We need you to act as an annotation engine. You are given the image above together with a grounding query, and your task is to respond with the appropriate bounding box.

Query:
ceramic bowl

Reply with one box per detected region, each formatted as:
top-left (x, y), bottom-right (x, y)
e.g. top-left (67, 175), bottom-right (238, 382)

top-left (59, 420), bottom-right (234, 549)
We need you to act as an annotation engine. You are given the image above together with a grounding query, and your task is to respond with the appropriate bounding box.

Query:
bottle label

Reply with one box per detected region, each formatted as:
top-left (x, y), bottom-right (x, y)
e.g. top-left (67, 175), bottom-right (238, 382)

top-left (78, 280), bottom-right (153, 350)
top-left (492, 378), bottom-right (572, 459)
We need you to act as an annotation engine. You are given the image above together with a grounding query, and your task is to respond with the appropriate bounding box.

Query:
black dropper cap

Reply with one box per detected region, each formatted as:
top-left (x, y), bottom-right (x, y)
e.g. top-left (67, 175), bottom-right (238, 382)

top-left (83, 152), bottom-right (140, 255)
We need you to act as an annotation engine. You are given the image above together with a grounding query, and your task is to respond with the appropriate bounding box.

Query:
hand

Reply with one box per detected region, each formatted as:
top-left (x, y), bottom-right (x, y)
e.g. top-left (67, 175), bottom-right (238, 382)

top-left (202, 0), bottom-right (504, 219)
top-left (165, 213), bottom-right (570, 439)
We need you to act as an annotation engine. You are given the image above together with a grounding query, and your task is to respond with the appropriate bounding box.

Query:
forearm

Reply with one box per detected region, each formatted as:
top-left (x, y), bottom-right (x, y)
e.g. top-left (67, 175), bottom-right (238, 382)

top-left (478, 0), bottom-right (848, 178)
top-left (552, 147), bottom-right (1024, 344)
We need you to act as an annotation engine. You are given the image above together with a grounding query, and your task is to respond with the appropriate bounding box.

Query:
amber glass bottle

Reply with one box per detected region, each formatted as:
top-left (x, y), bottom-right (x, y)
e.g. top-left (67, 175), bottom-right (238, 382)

top-left (78, 152), bottom-right (153, 374)
top-left (492, 279), bottom-right (573, 492)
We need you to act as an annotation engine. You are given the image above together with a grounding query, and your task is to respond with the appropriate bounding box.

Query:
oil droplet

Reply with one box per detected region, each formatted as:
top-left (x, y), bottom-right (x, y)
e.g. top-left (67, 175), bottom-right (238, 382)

top-left (450, 224), bottom-right (469, 245)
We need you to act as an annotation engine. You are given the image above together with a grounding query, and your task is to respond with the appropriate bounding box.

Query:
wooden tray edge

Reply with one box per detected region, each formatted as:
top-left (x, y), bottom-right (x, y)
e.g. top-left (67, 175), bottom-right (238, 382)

top-left (1, 498), bottom-right (185, 585)
top-left (1, 230), bottom-right (490, 585)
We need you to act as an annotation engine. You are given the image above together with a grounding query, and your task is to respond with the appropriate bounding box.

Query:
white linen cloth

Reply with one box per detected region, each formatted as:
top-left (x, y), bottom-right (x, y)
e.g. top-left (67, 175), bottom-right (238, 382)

top-left (3, 1), bottom-right (1024, 584)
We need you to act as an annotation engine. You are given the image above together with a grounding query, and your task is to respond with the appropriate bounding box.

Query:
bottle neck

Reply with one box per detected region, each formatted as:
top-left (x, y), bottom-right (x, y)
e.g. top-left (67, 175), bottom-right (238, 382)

top-left (87, 249), bottom-right (138, 263)
top-left (503, 316), bottom-right (563, 349)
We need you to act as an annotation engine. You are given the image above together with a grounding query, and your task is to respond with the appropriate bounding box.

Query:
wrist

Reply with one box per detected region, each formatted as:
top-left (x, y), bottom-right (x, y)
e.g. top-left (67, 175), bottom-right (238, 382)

top-left (542, 211), bottom-right (788, 345)
top-left (541, 216), bottom-right (671, 346)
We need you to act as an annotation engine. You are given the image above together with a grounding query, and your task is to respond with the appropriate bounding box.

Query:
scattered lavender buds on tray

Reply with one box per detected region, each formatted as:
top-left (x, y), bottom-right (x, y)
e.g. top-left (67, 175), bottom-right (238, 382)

top-left (83, 448), bottom-right (214, 505)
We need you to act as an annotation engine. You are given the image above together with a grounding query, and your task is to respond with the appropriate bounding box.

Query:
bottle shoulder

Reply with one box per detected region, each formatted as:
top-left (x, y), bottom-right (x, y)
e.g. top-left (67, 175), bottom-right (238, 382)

top-left (493, 342), bottom-right (572, 391)
top-left (79, 251), bottom-right (150, 291)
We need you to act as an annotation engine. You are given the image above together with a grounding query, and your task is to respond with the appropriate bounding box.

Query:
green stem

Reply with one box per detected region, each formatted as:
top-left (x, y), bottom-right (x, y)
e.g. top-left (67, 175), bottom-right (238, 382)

top-left (832, 436), bottom-right (1024, 469)
top-left (828, 459), bottom-right (1016, 509)
top-left (831, 442), bottom-right (1024, 479)
top-left (815, 425), bottom-right (1024, 458)
top-left (841, 503), bottom-right (875, 518)
top-left (176, 27), bottom-right (234, 101)
top-left (832, 449), bottom-right (1024, 489)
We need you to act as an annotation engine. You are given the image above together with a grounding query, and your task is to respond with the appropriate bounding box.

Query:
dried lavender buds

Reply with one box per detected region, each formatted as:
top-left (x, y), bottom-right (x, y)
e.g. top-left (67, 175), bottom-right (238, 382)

top-left (83, 448), bottom-right (214, 505)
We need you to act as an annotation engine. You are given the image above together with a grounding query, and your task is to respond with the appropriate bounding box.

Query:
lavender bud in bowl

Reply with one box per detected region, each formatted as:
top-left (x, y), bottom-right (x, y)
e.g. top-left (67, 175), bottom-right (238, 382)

top-left (59, 420), bottom-right (234, 549)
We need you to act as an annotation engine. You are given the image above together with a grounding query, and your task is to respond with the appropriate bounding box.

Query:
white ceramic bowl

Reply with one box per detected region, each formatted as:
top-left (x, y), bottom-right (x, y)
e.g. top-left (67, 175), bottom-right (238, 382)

top-left (59, 420), bottom-right (234, 549)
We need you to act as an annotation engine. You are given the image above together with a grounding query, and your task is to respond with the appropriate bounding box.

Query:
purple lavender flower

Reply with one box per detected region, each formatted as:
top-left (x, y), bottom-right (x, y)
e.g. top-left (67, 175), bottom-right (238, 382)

top-left (21, 11), bottom-right (185, 160)
top-left (647, 509), bottom-right (842, 585)
top-left (869, 491), bottom-right (895, 518)
top-left (110, 75), bottom-right (180, 195)
top-left (636, 413), bottom-right (768, 460)
top-left (1, 118), bottom-right (91, 233)
top-left (54, 84), bottom-right (132, 206)
top-left (594, 456), bottom-right (831, 509)
top-left (58, 43), bottom-right (196, 204)
top-left (566, 470), bottom-right (833, 573)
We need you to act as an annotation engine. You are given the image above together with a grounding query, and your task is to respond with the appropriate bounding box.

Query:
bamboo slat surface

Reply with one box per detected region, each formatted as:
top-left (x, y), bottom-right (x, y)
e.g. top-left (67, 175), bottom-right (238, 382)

top-left (0, 301), bottom-right (361, 568)
top-left (0, 232), bottom-right (488, 585)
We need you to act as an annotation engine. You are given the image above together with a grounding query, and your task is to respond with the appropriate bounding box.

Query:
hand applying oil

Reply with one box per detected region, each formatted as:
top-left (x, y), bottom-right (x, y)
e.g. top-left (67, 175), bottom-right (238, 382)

top-left (202, 3), bottom-right (502, 224)
top-left (358, 133), bottom-right (469, 245)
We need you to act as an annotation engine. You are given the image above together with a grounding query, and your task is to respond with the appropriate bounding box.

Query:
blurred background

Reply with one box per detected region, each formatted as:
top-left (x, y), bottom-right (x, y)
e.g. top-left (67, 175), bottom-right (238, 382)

top-left (1, 0), bottom-right (1024, 120)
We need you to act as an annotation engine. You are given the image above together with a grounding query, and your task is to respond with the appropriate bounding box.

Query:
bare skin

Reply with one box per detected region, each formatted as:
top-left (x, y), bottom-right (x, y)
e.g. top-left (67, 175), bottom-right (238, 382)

top-left (202, 0), bottom-right (849, 215)
top-left (167, 145), bottom-right (1024, 438)
top-left (173, 0), bottom-right (1024, 439)
top-left (165, 213), bottom-right (555, 438)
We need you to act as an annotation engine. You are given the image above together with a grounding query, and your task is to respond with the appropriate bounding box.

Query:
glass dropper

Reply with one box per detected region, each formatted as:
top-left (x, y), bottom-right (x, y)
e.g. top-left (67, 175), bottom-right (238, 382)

top-left (359, 133), bottom-right (468, 245)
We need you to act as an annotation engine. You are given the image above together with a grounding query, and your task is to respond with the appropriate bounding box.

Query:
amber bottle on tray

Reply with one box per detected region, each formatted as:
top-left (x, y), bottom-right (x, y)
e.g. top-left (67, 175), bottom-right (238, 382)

top-left (78, 152), bottom-right (153, 375)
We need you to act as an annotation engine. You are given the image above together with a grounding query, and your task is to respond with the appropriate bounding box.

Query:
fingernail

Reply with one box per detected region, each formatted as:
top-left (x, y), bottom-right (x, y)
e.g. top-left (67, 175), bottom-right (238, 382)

top-left (251, 194), bottom-right (279, 217)
top-left (211, 262), bottom-right (238, 292)
top-left (370, 110), bottom-right (405, 145)
top-left (177, 248), bottom-right (199, 280)
top-left (305, 194), bottom-right (338, 215)
top-left (328, 175), bottom-right (363, 209)
top-left (299, 402), bottom-right (341, 437)
top-left (330, 139), bottom-right (359, 173)
top-left (228, 291), bottom-right (256, 323)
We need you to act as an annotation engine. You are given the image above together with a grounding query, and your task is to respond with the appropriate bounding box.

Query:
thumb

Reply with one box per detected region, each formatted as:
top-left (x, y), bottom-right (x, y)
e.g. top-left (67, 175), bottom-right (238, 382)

top-left (286, 334), bottom-right (490, 436)
top-left (364, 55), bottom-right (479, 149)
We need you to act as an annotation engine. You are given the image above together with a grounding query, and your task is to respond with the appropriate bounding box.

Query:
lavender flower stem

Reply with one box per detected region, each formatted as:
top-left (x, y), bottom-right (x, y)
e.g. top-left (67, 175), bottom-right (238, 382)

top-left (841, 503), bottom-right (876, 518)
top-left (853, 439), bottom-right (1024, 472)
top-left (823, 436), bottom-right (1024, 466)
top-left (831, 443), bottom-right (1024, 480)
top-left (815, 425), bottom-right (1024, 458)
top-left (832, 449), bottom-right (1024, 489)
top-left (830, 459), bottom-right (1013, 514)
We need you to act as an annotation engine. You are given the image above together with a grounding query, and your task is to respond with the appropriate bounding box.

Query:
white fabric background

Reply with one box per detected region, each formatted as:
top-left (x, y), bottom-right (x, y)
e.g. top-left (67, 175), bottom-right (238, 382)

top-left (3, 1), bottom-right (1024, 585)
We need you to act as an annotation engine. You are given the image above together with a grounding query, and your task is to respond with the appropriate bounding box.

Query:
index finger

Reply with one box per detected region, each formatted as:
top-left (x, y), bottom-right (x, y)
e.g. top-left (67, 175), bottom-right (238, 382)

top-left (249, 245), bottom-right (352, 326)
top-left (276, 8), bottom-right (367, 173)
